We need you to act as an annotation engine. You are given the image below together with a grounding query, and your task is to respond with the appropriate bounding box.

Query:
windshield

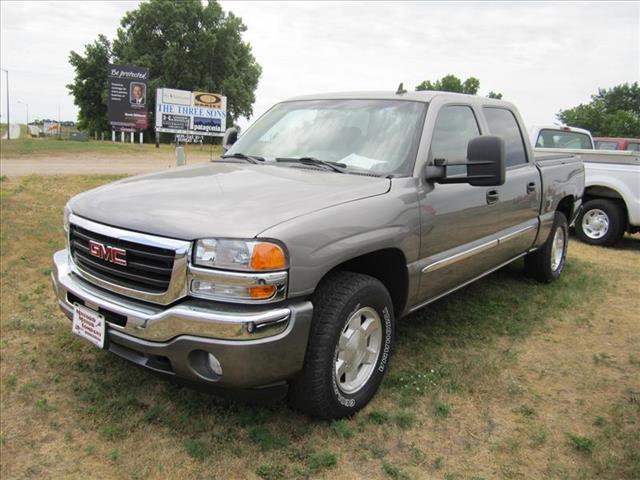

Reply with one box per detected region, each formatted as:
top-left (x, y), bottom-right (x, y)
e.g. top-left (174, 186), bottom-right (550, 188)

top-left (227, 99), bottom-right (427, 176)
top-left (536, 129), bottom-right (593, 149)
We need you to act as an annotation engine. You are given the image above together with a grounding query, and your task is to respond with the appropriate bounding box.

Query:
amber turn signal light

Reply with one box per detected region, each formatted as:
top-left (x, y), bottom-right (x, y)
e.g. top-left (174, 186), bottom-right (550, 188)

top-left (248, 284), bottom-right (277, 299)
top-left (250, 243), bottom-right (287, 270)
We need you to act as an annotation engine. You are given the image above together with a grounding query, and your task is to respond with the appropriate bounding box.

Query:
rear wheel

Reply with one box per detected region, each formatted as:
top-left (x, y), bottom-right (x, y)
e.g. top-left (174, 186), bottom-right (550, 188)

top-left (524, 211), bottom-right (568, 283)
top-left (288, 271), bottom-right (394, 419)
top-left (575, 198), bottom-right (625, 246)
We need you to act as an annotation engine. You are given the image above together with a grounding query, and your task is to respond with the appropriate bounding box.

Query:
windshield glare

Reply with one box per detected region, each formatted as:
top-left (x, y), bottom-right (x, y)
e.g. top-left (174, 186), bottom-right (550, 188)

top-left (228, 99), bottom-right (427, 175)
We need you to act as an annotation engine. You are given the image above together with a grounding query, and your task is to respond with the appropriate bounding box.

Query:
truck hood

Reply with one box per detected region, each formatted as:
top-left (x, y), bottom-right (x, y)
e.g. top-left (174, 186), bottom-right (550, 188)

top-left (70, 162), bottom-right (391, 240)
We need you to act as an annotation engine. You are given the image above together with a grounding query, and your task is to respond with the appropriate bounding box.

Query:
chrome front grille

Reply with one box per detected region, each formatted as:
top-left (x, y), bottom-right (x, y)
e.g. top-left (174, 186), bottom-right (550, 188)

top-left (70, 224), bottom-right (175, 293)
top-left (67, 214), bottom-right (191, 305)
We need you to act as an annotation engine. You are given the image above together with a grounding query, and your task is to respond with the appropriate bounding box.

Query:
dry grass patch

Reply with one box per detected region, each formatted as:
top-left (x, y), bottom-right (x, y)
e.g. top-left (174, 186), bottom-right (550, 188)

top-left (1, 175), bottom-right (638, 479)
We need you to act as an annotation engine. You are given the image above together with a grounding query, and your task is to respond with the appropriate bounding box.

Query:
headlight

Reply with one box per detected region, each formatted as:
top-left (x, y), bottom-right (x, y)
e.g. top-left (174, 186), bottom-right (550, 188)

top-left (63, 203), bottom-right (72, 233)
top-left (193, 239), bottom-right (287, 271)
top-left (190, 239), bottom-right (288, 303)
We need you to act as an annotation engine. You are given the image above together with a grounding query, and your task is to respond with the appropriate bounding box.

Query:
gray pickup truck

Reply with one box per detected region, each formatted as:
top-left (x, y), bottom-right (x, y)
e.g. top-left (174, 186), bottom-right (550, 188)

top-left (51, 91), bottom-right (584, 419)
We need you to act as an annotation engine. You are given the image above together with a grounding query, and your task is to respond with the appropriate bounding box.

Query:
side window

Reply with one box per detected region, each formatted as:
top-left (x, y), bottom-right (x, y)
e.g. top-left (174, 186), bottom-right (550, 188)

top-left (626, 143), bottom-right (639, 151)
top-left (483, 108), bottom-right (528, 167)
top-left (431, 105), bottom-right (480, 176)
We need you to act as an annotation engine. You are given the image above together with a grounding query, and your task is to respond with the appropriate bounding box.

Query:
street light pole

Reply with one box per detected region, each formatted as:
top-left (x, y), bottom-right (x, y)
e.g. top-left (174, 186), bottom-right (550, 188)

top-left (1, 68), bottom-right (9, 140)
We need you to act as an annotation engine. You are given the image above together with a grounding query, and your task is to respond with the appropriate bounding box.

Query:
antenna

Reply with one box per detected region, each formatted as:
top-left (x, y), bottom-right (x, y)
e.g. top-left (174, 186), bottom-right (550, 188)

top-left (396, 82), bottom-right (407, 95)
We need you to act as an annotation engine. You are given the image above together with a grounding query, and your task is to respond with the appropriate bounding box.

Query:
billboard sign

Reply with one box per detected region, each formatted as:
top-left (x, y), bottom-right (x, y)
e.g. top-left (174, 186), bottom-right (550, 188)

top-left (108, 64), bottom-right (148, 129)
top-left (43, 121), bottom-right (60, 136)
top-left (155, 88), bottom-right (227, 137)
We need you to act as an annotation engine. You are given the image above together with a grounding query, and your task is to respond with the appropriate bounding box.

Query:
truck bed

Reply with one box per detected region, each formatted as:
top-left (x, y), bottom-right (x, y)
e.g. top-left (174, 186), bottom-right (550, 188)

top-left (535, 147), bottom-right (640, 166)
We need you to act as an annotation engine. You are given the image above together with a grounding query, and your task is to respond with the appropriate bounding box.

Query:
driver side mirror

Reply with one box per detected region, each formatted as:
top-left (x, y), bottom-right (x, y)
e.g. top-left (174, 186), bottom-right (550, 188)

top-left (222, 127), bottom-right (239, 152)
top-left (425, 135), bottom-right (506, 187)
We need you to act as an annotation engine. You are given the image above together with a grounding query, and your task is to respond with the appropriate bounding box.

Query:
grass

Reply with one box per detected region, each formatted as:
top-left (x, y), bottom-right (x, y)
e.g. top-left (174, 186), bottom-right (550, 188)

top-left (567, 433), bottom-right (595, 453)
top-left (0, 131), bottom-right (221, 159)
top-left (183, 438), bottom-right (209, 460)
top-left (1, 174), bottom-right (639, 479)
top-left (308, 451), bottom-right (337, 472)
top-left (382, 461), bottom-right (409, 479)
top-left (255, 463), bottom-right (286, 480)
top-left (433, 400), bottom-right (451, 418)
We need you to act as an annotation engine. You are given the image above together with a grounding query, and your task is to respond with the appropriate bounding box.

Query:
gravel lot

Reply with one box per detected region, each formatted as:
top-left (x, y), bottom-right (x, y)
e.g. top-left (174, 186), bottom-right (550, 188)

top-left (1, 150), bottom-right (216, 177)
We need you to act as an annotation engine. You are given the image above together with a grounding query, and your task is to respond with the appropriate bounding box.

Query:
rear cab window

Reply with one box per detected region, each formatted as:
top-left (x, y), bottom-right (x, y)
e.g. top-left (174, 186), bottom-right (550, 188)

top-left (536, 129), bottom-right (593, 149)
top-left (483, 107), bottom-right (528, 167)
top-left (596, 141), bottom-right (620, 150)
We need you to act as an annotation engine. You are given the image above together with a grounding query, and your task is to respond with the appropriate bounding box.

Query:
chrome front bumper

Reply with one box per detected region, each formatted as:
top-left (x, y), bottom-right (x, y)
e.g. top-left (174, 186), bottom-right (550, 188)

top-left (51, 249), bottom-right (313, 388)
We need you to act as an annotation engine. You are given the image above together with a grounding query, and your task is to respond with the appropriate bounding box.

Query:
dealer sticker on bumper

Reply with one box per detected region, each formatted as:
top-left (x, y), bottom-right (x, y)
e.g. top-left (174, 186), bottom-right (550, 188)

top-left (72, 304), bottom-right (105, 349)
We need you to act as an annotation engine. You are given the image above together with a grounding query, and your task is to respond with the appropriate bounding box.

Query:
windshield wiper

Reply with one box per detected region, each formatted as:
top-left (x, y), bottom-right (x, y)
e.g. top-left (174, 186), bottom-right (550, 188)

top-left (276, 156), bottom-right (347, 173)
top-left (220, 152), bottom-right (265, 164)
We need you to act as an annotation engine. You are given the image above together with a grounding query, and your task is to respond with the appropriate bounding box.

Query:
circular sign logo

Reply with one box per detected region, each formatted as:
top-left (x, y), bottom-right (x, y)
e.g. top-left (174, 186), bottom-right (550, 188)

top-left (194, 93), bottom-right (222, 107)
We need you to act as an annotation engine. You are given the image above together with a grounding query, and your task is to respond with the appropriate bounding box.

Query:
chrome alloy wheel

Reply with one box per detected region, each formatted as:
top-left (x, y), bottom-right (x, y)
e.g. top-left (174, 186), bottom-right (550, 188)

top-left (334, 306), bottom-right (382, 394)
top-left (582, 208), bottom-right (609, 239)
top-left (550, 226), bottom-right (566, 272)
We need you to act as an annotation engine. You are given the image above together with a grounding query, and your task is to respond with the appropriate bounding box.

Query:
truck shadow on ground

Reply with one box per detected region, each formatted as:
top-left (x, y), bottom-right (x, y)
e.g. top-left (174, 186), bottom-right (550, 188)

top-left (55, 255), bottom-right (604, 453)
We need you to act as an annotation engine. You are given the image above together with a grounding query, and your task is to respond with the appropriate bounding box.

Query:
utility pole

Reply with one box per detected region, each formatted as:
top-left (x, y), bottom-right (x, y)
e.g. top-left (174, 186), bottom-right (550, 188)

top-left (58, 103), bottom-right (61, 139)
top-left (1, 68), bottom-right (9, 140)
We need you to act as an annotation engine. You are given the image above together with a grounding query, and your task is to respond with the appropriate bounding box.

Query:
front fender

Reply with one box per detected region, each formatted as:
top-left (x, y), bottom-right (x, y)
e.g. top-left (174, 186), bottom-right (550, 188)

top-left (258, 178), bottom-right (421, 298)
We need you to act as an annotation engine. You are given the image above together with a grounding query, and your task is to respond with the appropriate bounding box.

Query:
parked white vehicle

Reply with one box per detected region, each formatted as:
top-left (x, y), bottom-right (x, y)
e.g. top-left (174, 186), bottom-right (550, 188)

top-left (529, 125), bottom-right (594, 150)
top-left (531, 125), bottom-right (640, 246)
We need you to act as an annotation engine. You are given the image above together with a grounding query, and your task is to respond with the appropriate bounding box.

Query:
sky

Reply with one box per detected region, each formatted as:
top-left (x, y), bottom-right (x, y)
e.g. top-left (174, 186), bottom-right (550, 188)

top-left (0, 1), bottom-right (638, 130)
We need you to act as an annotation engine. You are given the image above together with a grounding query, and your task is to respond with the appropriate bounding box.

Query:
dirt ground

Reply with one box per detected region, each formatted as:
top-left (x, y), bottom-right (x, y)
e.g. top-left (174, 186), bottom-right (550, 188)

top-left (0, 175), bottom-right (638, 480)
top-left (0, 148), bottom-right (216, 176)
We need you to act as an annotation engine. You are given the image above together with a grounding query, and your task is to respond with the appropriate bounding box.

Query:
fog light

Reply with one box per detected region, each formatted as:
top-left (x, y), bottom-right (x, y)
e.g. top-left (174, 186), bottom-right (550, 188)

top-left (191, 279), bottom-right (250, 298)
top-left (190, 279), bottom-right (278, 301)
top-left (207, 353), bottom-right (222, 376)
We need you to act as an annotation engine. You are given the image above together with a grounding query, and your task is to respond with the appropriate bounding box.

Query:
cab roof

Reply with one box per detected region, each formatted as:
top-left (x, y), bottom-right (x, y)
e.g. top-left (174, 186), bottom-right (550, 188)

top-left (284, 90), bottom-right (513, 108)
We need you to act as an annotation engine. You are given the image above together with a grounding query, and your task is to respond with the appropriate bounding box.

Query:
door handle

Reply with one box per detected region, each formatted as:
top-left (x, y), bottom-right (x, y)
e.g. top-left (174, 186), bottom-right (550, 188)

top-left (486, 189), bottom-right (499, 205)
top-left (527, 182), bottom-right (536, 194)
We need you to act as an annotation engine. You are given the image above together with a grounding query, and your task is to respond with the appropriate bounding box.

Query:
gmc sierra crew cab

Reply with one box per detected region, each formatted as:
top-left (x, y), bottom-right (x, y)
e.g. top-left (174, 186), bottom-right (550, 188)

top-left (51, 91), bottom-right (584, 419)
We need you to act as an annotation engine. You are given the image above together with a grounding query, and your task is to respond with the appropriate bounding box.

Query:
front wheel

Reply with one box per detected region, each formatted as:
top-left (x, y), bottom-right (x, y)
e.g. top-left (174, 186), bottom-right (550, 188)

top-left (524, 211), bottom-right (568, 283)
top-left (288, 272), bottom-right (395, 419)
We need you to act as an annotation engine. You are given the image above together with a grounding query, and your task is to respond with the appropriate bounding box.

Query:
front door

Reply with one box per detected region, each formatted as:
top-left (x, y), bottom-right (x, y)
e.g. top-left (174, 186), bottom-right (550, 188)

top-left (417, 104), bottom-right (503, 303)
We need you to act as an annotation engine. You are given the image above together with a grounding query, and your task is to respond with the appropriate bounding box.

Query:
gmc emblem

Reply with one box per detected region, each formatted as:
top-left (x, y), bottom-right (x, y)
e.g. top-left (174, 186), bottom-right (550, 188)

top-left (88, 240), bottom-right (127, 266)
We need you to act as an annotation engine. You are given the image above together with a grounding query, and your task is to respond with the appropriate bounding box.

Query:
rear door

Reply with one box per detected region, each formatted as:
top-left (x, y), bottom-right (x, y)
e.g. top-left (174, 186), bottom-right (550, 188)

top-left (481, 107), bottom-right (540, 260)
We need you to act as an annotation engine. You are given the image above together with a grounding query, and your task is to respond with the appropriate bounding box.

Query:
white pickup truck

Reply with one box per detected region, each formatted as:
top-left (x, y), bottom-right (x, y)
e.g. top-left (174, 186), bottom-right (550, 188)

top-left (530, 125), bottom-right (640, 246)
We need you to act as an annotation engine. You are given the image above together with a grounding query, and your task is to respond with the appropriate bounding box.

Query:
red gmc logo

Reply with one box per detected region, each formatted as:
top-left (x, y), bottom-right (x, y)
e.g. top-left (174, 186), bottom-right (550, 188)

top-left (88, 240), bottom-right (127, 266)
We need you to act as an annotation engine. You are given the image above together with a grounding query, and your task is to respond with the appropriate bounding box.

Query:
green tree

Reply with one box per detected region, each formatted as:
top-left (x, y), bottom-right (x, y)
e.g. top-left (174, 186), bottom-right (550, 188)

top-left (415, 74), bottom-right (500, 98)
top-left (67, 0), bottom-right (261, 135)
top-left (67, 35), bottom-right (112, 133)
top-left (557, 83), bottom-right (640, 137)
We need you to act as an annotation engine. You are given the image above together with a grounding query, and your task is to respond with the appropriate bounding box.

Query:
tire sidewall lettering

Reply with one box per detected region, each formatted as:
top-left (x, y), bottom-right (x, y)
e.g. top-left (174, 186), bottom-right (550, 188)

top-left (378, 306), bottom-right (392, 373)
top-left (331, 299), bottom-right (393, 409)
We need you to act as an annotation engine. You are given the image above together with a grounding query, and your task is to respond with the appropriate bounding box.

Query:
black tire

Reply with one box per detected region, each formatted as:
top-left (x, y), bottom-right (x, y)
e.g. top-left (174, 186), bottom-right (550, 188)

top-left (288, 271), bottom-right (394, 419)
top-left (524, 211), bottom-right (568, 283)
top-left (575, 198), bottom-right (626, 246)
